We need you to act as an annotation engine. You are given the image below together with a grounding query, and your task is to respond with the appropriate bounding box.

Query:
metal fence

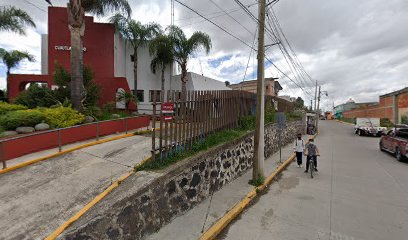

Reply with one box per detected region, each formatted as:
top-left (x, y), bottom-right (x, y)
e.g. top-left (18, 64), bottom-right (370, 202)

top-left (151, 90), bottom-right (256, 161)
top-left (0, 115), bottom-right (150, 169)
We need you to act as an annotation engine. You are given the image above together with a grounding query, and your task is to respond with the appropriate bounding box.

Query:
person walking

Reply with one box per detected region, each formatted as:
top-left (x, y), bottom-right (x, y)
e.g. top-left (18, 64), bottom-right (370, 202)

top-left (304, 138), bottom-right (320, 173)
top-left (293, 133), bottom-right (304, 168)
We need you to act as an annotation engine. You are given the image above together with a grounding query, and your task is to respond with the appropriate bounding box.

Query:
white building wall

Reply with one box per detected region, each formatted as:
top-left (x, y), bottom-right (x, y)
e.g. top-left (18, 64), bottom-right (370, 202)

top-left (41, 34), bottom-right (48, 75)
top-left (113, 34), bottom-right (172, 113)
top-left (113, 35), bottom-right (230, 114)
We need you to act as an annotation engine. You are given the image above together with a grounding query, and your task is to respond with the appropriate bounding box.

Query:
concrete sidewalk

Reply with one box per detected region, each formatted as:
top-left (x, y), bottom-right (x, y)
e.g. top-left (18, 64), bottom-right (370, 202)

top-left (0, 134), bottom-right (151, 240)
top-left (145, 133), bottom-right (304, 240)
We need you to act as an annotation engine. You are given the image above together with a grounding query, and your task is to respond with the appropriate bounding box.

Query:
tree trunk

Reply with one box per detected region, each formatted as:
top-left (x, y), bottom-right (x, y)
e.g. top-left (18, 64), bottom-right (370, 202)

top-left (68, 0), bottom-right (85, 112)
top-left (133, 48), bottom-right (138, 93)
top-left (6, 70), bottom-right (10, 99)
top-left (161, 67), bottom-right (165, 103)
top-left (69, 26), bottom-right (85, 111)
top-left (181, 63), bottom-right (187, 101)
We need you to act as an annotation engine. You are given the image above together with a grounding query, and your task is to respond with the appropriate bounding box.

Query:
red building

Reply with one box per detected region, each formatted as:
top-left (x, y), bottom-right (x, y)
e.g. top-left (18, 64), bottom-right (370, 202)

top-left (7, 7), bottom-right (130, 106)
top-left (343, 87), bottom-right (408, 124)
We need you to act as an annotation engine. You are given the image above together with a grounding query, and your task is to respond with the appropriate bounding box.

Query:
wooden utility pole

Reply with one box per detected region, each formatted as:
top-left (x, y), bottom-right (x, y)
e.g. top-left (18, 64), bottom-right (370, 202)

top-left (316, 86), bottom-right (321, 132)
top-left (253, 0), bottom-right (266, 181)
top-left (314, 80), bottom-right (318, 110)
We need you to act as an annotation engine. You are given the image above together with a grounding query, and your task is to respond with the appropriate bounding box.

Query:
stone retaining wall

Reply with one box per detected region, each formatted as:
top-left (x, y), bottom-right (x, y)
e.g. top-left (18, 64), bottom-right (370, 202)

top-left (62, 121), bottom-right (305, 240)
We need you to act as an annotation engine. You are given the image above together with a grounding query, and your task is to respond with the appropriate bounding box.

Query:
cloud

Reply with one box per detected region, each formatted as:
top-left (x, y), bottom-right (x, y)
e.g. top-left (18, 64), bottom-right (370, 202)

top-left (1, 0), bottom-right (407, 111)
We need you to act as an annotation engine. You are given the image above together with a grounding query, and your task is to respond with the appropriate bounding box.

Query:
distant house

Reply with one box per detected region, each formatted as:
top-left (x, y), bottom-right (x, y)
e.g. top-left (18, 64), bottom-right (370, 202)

top-left (229, 78), bottom-right (282, 96)
top-left (278, 95), bottom-right (296, 102)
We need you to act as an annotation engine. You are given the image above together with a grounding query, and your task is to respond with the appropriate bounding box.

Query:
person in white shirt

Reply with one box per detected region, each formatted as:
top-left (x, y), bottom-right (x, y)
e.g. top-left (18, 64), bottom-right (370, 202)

top-left (293, 133), bottom-right (304, 168)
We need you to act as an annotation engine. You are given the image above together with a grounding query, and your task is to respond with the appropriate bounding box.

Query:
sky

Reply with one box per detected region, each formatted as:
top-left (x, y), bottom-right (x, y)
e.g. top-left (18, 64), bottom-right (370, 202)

top-left (1, 0), bottom-right (408, 111)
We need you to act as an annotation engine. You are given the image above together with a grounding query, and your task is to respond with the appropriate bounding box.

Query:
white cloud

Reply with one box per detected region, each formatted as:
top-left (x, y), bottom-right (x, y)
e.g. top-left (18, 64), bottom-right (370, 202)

top-left (1, 0), bottom-right (407, 108)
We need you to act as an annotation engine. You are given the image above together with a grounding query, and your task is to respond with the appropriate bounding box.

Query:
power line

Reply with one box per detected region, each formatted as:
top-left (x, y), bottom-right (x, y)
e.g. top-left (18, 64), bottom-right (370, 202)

top-left (174, 0), bottom-right (254, 49)
top-left (208, 0), bottom-right (253, 35)
top-left (175, 0), bottom-right (313, 97)
top-left (176, 3), bottom-right (257, 22)
top-left (24, 0), bottom-right (48, 13)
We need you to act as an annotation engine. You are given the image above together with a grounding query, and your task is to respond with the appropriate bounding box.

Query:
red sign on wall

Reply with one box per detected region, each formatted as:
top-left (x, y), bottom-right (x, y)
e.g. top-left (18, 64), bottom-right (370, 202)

top-left (162, 102), bottom-right (175, 114)
top-left (163, 116), bottom-right (173, 122)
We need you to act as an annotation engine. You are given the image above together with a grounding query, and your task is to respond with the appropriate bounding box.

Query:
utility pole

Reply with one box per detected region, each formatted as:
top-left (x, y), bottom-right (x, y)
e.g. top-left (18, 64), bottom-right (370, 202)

top-left (315, 86), bottom-right (321, 132)
top-left (314, 80), bottom-right (318, 111)
top-left (253, 0), bottom-right (266, 182)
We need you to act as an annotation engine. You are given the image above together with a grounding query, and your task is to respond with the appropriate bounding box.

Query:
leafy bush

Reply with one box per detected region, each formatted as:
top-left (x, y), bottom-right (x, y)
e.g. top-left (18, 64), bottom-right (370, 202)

top-left (239, 115), bottom-right (256, 131)
top-left (41, 107), bottom-right (85, 128)
top-left (402, 115), bottom-right (408, 125)
top-left (14, 84), bottom-right (58, 108)
top-left (285, 111), bottom-right (303, 121)
top-left (53, 63), bottom-right (102, 107)
top-left (0, 109), bottom-right (46, 130)
top-left (101, 102), bottom-right (116, 113)
top-left (380, 118), bottom-right (394, 128)
top-left (0, 101), bottom-right (27, 115)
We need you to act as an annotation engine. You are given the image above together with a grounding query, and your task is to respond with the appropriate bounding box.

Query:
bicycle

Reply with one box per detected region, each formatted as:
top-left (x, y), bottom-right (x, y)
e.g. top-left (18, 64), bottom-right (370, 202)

top-left (307, 155), bottom-right (320, 179)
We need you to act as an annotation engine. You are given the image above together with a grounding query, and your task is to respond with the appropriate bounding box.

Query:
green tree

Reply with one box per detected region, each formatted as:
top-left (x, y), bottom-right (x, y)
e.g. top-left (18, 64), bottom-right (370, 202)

top-left (0, 6), bottom-right (35, 35)
top-left (0, 48), bottom-right (35, 97)
top-left (149, 34), bottom-right (174, 102)
top-left (167, 25), bottom-right (212, 98)
top-left (294, 97), bottom-right (304, 109)
top-left (48, 0), bottom-right (131, 111)
top-left (110, 14), bottom-right (161, 94)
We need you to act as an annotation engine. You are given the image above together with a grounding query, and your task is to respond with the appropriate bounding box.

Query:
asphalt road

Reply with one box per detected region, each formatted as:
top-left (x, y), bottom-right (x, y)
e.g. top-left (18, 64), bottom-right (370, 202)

top-left (220, 120), bottom-right (408, 240)
top-left (0, 135), bottom-right (151, 240)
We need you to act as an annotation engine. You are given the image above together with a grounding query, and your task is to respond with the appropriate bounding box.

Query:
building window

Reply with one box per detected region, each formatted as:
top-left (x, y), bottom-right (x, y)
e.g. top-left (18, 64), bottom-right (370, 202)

top-left (149, 90), bottom-right (162, 102)
top-left (133, 90), bottom-right (144, 102)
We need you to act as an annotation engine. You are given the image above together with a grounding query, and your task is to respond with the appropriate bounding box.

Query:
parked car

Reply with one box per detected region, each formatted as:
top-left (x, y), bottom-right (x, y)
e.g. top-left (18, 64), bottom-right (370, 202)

top-left (380, 128), bottom-right (408, 161)
top-left (354, 118), bottom-right (387, 137)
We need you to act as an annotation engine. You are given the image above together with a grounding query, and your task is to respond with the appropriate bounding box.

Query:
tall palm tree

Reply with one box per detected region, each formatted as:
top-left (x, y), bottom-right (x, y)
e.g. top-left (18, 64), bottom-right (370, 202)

top-left (149, 34), bottom-right (174, 102)
top-left (167, 25), bottom-right (211, 97)
top-left (110, 14), bottom-right (161, 94)
top-left (51, 0), bottom-right (131, 111)
top-left (0, 48), bottom-right (35, 97)
top-left (0, 6), bottom-right (36, 35)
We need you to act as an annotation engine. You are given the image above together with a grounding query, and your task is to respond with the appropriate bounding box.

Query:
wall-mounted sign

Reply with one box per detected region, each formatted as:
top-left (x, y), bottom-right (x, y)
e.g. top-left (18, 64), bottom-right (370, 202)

top-left (162, 102), bottom-right (175, 114)
top-left (163, 116), bottom-right (173, 122)
top-left (54, 46), bottom-right (87, 52)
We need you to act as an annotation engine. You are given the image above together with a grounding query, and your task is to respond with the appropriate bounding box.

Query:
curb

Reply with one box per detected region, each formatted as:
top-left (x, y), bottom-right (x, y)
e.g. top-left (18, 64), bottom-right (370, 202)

top-left (45, 155), bottom-right (152, 240)
top-left (335, 120), bottom-right (354, 126)
top-left (199, 133), bottom-right (319, 240)
top-left (0, 129), bottom-right (154, 175)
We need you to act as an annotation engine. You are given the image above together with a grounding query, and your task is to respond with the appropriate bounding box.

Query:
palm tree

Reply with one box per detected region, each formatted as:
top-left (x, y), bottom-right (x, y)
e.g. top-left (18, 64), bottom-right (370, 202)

top-left (50, 0), bottom-right (131, 112)
top-left (0, 6), bottom-right (36, 35)
top-left (110, 14), bottom-right (161, 94)
top-left (149, 34), bottom-right (174, 102)
top-left (0, 48), bottom-right (35, 97)
top-left (167, 25), bottom-right (211, 97)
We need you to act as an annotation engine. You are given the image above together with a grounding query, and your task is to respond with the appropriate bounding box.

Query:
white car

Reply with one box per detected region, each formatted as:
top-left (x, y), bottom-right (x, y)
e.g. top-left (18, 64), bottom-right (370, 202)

top-left (354, 118), bottom-right (387, 137)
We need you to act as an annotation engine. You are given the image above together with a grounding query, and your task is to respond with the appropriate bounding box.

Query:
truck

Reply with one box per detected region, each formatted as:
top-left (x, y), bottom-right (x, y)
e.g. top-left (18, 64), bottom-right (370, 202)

top-left (354, 118), bottom-right (387, 137)
top-left (380, 127), bottom-right (408, 161)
